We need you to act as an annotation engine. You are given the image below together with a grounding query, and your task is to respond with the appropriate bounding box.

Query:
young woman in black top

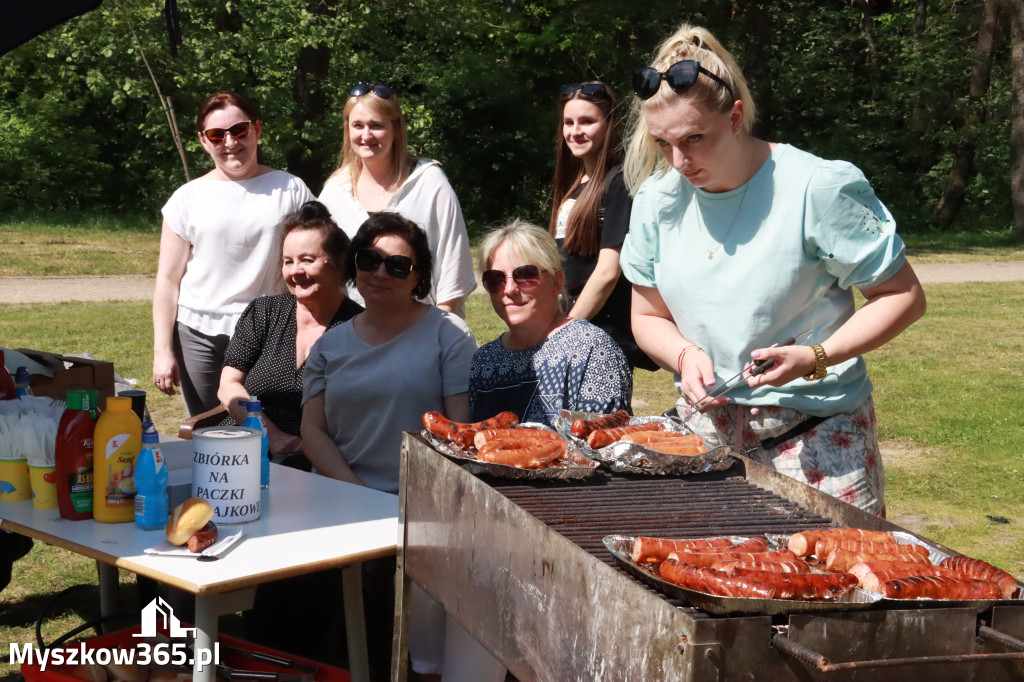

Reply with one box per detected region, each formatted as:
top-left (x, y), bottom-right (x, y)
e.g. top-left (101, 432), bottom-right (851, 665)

top-left (549, 81), bottom-right (654, 370)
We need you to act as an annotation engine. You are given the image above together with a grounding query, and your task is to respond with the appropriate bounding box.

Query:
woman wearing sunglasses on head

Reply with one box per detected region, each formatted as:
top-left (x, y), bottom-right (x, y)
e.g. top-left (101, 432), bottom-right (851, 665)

top-left (300, 212), bottom-right (503, 681)
top-left (470, 220), bottom-right (632, 426)
top-left (318, 82), bottom-right (476, 316)
top-left (620, 24), bottom-right (926, 515)
top-left (550, 81), bottom-right (655, 372)
top-left (153, 91), bottom-right (315, 416)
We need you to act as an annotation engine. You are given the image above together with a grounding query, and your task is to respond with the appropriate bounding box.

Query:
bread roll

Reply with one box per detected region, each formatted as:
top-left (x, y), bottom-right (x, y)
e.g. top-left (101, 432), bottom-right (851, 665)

top-left (166, 497), bottom-right (214, 546)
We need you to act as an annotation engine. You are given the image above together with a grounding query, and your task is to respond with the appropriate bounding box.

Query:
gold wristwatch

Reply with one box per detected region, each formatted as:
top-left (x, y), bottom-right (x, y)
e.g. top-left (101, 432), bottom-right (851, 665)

top-left (804, 344), bottom-right (828, 381)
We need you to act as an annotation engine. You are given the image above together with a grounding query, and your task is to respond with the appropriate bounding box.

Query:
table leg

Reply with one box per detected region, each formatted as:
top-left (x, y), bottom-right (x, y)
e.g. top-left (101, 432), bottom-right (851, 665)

top-left (96, 562), bottom-right (118, 633)
top-left (192, 588), bottom-right (256, 682)
top-left (342, 563), bottom-right (369, 682)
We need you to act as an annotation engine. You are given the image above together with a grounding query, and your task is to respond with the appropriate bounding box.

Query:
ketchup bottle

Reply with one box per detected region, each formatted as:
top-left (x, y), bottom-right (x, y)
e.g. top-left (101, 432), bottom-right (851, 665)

top-left (0, 350), bottom-right (17, 401)
top-left (55, 389), bottom-right (100, 520)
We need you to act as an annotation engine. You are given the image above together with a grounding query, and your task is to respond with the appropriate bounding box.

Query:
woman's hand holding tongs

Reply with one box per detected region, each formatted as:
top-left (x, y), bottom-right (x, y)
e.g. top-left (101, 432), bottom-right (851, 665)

top-left (679, 348), bottom-right (732, 413)
top-left (744, 334), bottom-right (816, 388)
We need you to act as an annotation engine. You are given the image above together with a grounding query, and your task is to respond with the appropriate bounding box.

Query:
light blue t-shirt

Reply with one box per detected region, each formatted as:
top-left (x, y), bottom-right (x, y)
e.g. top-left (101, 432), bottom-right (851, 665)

top-left (620, 144), bottom-right (906, 416)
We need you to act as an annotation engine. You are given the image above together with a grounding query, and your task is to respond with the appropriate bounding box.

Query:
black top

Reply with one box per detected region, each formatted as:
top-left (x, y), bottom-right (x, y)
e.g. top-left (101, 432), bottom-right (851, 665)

top-left (556, 166), bottom-right (654, 370)
top-left (222, 293), bottom-right (363, 435)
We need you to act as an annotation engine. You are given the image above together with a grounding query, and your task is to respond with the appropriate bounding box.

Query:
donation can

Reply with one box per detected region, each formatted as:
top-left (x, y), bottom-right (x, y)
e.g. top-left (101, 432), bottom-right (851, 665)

top-left (191, 426), bottom-right (262, 524)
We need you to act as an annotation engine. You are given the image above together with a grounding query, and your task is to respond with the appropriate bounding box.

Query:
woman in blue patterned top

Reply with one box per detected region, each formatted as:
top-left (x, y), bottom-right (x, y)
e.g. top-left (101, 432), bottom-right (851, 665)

top-left (470, 219), bottom-right (632, 425)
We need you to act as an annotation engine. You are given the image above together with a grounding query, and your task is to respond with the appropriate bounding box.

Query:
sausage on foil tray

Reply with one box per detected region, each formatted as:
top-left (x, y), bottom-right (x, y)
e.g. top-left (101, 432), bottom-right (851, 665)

top-left (789, 527), bottom-right (1020, 600)
top-left (423, 410), bottom-right (574, 470)
top-left (570, 409), bottom-right (630, 439)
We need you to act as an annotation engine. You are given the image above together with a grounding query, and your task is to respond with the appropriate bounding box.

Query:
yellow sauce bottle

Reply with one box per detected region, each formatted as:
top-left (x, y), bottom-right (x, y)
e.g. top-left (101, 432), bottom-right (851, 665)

top-left (92, 396), bottom-right (142, 523)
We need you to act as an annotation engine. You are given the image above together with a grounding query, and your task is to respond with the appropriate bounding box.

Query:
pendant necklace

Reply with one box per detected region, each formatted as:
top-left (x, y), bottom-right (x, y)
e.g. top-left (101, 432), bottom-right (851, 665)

top-left (694, 178), bottom-right (750, 261)
top-left (693, 143), bottom-right (758, 261)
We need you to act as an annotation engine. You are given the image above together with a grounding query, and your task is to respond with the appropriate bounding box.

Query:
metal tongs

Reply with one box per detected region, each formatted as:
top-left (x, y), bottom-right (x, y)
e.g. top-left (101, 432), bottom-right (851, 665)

top-left (679, 330), bottom-right (813, 425)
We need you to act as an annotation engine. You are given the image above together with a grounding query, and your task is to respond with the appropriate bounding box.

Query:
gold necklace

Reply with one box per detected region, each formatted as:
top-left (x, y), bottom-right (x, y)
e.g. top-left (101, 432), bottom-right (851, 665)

top-left (693, 178), bottom-right (750, 261)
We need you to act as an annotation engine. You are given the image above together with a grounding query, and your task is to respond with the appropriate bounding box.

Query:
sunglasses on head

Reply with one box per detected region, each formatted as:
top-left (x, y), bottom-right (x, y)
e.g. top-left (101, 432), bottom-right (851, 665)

top-left (632, 60), bottom-right (733, 101)
top-left (480, 264), bottom-right (545, 294)
top-left (560, 82), bottom-right (607, 97)
top-left (349, 82), bottom-right (395, 99)
top-left (354, 248), bottom-right (416, 279)
top-left (202, 121), bottom-right (252, 144)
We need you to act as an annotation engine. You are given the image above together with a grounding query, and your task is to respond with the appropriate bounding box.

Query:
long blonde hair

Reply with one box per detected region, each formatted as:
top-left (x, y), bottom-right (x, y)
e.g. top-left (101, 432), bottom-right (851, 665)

top-left (326, 89), bottom-right (412, 190)
top-left (623, 24), bottom-right (756, 194)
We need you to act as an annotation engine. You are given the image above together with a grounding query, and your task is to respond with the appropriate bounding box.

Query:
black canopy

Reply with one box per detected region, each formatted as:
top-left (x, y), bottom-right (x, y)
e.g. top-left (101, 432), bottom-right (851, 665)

top-left (0, 0), bottom-right (103, 56)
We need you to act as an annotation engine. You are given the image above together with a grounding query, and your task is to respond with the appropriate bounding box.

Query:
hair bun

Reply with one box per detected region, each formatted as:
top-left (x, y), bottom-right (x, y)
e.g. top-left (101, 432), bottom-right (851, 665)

top-left (301, 200), bottom-right (332, 221)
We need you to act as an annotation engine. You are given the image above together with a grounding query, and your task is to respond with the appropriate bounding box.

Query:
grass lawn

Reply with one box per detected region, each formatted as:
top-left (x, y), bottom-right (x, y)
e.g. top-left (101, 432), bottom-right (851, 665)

top-left (1, 218), bottom-right (1023, 679)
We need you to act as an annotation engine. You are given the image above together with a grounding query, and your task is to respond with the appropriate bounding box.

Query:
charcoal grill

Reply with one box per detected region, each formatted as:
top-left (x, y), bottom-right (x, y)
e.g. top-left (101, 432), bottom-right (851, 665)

top-left (394, 433), bottom-right (1024, 681)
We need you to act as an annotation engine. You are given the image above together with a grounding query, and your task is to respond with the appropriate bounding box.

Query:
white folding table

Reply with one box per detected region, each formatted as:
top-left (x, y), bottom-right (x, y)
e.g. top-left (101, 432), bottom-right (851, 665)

top-left (0, 441), bottom-right (398, 682)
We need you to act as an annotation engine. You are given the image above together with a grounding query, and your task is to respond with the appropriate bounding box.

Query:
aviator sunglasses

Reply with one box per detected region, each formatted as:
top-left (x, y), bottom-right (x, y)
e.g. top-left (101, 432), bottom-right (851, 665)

top-left (350, 82), bottom-right (395, 99)
top-left (632, 60), bottom-right (733, 101)
top-left (560, 82), bottom-right (608, 97)
top-left (481, 264), bottom-right (545, 294)
top-left (201, 121), bottom-right (252, 144)
top-left (354, 248), bottom-right (416, 279)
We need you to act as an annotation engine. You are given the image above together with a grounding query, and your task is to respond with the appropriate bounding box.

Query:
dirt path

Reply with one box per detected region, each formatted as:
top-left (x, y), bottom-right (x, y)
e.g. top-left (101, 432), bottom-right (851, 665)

top-left (2, 261), bottom-right (1023, 304)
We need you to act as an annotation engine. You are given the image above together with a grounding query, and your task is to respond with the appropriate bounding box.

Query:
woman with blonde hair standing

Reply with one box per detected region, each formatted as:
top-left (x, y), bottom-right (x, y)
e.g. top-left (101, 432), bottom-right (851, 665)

top-left (318, 82), bottom-right (476, 316)
top-left (620, 24), bottom-right (926, 515)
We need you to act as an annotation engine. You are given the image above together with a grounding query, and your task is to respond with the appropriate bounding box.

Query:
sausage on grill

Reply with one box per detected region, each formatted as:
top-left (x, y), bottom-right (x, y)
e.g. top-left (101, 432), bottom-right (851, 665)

top-left (940, 556), bottom-right (1018, 598)
top-left (587, 423), bottom-right (663, 449)
top-left (632, 536), bottom-right (733, 564)
top-left (881, 575), bottom-right (1002, 600)
top-left (570, 409), bottom-right (631, 439)
top-left (658, 559), bottom-right (776, 599)
top-left (473, 428), bottom-right (561, 449)
top-left (730, 568), bottom-right (858, 600)
top-left (788, 528), bottom-right (896, 557)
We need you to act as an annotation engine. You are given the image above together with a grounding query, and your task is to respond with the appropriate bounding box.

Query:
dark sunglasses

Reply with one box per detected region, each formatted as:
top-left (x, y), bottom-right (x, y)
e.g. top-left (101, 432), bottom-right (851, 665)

top-left (202, 121), bottom-right (252, 144)
top-left (480, 264), bottom-right (545, 294)
top-left (632, 60), bottom-right (733, 101)
top-left (349, 82), bottom-right (395, 99)
top-left (560, 82), bottom-right (607, 97)
top-left (354, 248), bottom-right (416, 279)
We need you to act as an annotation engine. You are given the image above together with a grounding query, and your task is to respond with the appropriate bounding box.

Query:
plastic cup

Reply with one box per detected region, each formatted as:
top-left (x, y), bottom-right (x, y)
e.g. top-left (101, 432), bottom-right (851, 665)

top-left (0, 459), bottom-right (32, 502)
top-left (118, 389), bottom-right (148, 423)
top-left (29, 465), bottom-right (58, 509)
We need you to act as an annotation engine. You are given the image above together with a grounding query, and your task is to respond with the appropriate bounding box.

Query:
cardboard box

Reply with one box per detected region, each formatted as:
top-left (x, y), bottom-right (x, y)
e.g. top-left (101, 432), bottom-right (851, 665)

top-left (16, 348), bottom-right (116, 402)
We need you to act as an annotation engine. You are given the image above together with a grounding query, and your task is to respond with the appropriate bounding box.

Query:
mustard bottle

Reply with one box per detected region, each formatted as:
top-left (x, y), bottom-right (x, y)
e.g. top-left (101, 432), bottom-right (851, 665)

top-left (93, 396), bottom-right (142, 523)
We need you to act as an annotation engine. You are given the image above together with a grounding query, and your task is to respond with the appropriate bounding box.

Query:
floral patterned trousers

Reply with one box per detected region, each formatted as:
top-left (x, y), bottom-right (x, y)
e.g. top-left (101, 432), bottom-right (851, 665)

top-left (678, 396), bottom-right (885, 517)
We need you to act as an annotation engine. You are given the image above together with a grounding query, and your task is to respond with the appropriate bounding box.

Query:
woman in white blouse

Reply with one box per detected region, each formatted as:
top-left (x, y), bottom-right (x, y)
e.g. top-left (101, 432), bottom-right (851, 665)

top-left (153, 90), bottom-right (314, 415)
top-left (318, 82), bottom-right (476, 316)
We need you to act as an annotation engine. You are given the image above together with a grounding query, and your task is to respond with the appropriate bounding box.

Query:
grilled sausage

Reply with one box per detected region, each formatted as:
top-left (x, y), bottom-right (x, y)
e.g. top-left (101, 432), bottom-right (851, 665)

top-left (940, 556), bottom-right (1018, 598)
top-left (587, 422), bottom-right (663, 449)
top-left (731, 568), bottom-right (858, 600)
top-left (620, 431), bottom-right (704, 446)
top-left (632, 536), bottom-right (733, 564)
top-left (881, 575), bottom-right (1003, 600)
top-left (712, 559), bottom-right (811, 575)
top-left (668, 548), bottom-right (797, 569)
top-left (187, 522), bottom-right (218, 553)
top-left (642, 444), bottom-right (708, 456)
top-left (851, 562), bottom-right (962, 592)
top-left (788, 528), bottom-right (896, 557)
top-left (658, 559), bottom-right (776, 599)
top-left (473, 428), bottom-right (562, 449)
top-left (826, 547), bottom-right (932, 573)
top-left (814, 537), bottom-right (929, 562)
top-left (476, 439), bottom-right (566, 468)
top-left (570, 409), bottom-right (631, 439)
top-left (422, 411), bottom-right (519, 448)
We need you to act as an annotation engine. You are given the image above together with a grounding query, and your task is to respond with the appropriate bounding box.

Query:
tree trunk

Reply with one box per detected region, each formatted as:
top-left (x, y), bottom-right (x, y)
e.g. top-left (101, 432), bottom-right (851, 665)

top-left (909, 0), bottom-right (929, 130)
top-left (737, 1), bottom-right (773, 138)
top-left (934, 0), bottom-right (1001, 230)
top-left (1011, 0), bottom-right (1024, 235)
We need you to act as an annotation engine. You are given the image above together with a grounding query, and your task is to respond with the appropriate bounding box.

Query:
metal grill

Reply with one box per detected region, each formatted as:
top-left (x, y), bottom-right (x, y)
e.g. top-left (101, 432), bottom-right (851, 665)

top-left (494, 472), bottom-right (831, 567)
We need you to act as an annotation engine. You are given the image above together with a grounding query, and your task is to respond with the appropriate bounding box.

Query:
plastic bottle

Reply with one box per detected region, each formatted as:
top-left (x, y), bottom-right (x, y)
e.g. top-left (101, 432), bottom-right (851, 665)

top-left (55, 389), bottom-right (100, 520)
top-left (0, 350), bottom-right (16, 401)
top-left (134, 422), bottom-right (168, 530)
top-left (93, 395), bottom-right (142, 523)
top-left (14, 367), bottom-right (33, 398)
top-left (242, 398), bottom-right (270, 488)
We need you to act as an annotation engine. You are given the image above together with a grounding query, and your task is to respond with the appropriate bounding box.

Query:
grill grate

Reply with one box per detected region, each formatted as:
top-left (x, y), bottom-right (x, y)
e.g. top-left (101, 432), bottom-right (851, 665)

top-left (493, 471), bottom-right (832, 568)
